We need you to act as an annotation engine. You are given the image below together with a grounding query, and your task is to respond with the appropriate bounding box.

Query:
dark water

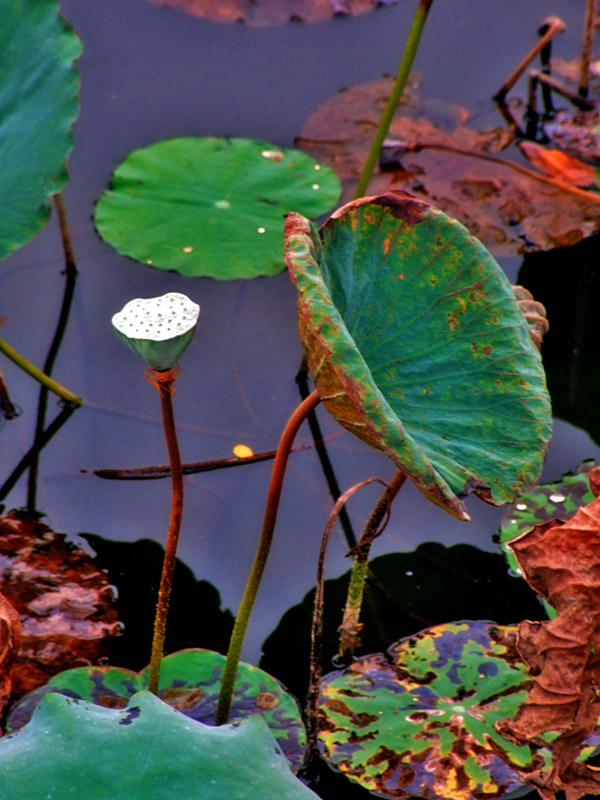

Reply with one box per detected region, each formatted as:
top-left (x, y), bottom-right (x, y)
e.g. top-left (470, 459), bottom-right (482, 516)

top-left (1, 0), bottom-right (598, 677)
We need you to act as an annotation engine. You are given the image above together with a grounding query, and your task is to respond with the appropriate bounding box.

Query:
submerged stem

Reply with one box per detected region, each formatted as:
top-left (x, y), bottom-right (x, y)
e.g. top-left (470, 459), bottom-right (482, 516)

top-left (339, 468), bottom-right (406, 654)
top-left (147, 368), bottom-right (185, 695)
top-left (28, 193), bottom-right (78, 512)
top-left (353, 0), bottom-right (434, 199)
top-left (215, 389), bottom-right (321, 725)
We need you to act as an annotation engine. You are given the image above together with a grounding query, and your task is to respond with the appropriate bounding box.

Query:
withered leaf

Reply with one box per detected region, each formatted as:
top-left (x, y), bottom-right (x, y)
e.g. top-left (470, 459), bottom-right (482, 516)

top-left (0, 510), bottom-right (120, 698)
top-left (0, 594), bottom-right (21, 716)
top-left (543, 107), bottom-right (600, 162)
top-left (297, 76), bottom-right (600, 255)
top-left (502, 466), bottom-right (600, 800)
top-left (144, 0), bottom-right (397, 26)
top-left (518, 141), bottom-right (598, 188)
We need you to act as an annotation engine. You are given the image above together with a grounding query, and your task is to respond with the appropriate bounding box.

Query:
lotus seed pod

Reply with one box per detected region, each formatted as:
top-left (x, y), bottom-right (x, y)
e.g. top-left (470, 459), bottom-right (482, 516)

top-left (112, 292), bottom-right (200, 370)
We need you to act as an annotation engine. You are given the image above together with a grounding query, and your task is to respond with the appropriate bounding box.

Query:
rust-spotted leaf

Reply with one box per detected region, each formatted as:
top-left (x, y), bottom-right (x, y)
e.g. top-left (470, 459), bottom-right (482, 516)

top-left (285, 192), bottom-right (552, 519)
top-left (8, 648), bottom-right (306, 771)
top-left (317, 621), bottom-right (551, 799)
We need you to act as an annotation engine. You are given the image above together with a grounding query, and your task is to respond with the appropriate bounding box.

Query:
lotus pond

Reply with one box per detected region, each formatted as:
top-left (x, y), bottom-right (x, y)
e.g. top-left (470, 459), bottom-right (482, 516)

top-left (2, 1), bottom-right (600, 799)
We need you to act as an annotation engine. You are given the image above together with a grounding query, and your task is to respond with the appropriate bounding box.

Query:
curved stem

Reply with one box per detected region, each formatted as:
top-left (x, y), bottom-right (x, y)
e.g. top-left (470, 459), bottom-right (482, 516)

top-left (306, 476), bottom-right (386, 767)
top-left (0, 337), bottom-right (82, 405)
top-left (353, 0), bottom-right (434, 199)
top-left (215, 389), bottom-right (321, 725)
top-left (28, 193), bottom-right (78, 512)
top-left (339, 468), bottom-right (406, 654)
top-left (147, 369), bottom-right (184, 695)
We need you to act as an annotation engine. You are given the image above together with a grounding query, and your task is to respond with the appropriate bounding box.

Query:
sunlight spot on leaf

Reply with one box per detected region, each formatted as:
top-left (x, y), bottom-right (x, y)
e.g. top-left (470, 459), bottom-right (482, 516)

top-left (261, 150), bottom-right (284, 162)
top-left (312, 183), bottom-right (320, 190)
top-left (549, 493), bottom-right (566, 503)
top-left (182, 246), bottom-right (193, 253)
top-left (516, 503), bottom-right (527, 511)
top-left (257, 227), bottom-right (266, 234)
top-left (215, 200), bottom-right (230, 209)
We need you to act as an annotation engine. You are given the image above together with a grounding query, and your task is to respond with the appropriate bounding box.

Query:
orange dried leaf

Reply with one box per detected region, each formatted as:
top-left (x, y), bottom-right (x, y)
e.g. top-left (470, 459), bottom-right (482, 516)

top-left (0, 594), bottom-right (21, 715)
top-left (518, 141), bottom-right (598, 188)
top-left (503, 467), bottom-right (600, 799)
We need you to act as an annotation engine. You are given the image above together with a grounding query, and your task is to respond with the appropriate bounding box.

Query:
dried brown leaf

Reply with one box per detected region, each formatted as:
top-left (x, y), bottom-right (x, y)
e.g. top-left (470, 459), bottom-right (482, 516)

top-left (297, 76), bottom-right (600, 255)
top-left (144, 0), bottom-right (396, 26)
top-left (0, 510), bottom-right (121, 697)
top-left (518, 141), bottom-right (598, 188)
top-left (0, 594), bottom-right (21, 716)
top-left (501, 467), bottom-right (600, 799)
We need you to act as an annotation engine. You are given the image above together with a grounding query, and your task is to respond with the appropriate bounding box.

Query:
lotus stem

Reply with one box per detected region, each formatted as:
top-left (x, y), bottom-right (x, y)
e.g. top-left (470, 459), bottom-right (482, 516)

top-left (579, 0), bottom-right (596, 98)
top-left (353, 0), bottom-right (435, 200)
top-left (215, 389), bottom-right (321, 725)
top-left (0, 337), bottom-right (82, 406)
top-left (306, 476), bottom-right (386, 767)
top-left (339, 468), bottom-right (406, 654)
top-left (147, 367), bottom-right (185, 695)
top-left (28, 193), bottom-right (78, 512)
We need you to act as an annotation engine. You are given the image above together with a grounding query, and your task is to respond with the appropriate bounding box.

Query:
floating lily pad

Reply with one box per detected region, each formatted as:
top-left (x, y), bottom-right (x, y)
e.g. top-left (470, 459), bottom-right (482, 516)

top-left (95, 137), bottom-right (340, 279)
top-left (499, 460), bottom-right (596, 577)
top-left (8, 648), bottom-right (306, 771)
top-left (297, 76), bottom-right (600, 254)
top-left (318, 621), bottom-right (551, 799)
top-left (145, 0), bottom-right (398, 27)
top-left (0, 0), bottom-right (81, 259)
top-left (0, 691), bottom-right (317, 800)
top-left (285, 192), bottom-right (552, 519)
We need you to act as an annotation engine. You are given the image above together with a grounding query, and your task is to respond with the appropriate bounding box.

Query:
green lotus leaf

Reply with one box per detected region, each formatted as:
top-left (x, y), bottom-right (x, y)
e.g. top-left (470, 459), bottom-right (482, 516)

top-left (0, 691), bottom-right (317, 800)
top-left (317, 621), bottom-right (552, 799)
top-left (0, 0), bottom-right (81, 259)
top-left (7, 648), bottom-right (306, 771)
top-left (284, 191), bottom-right (552, 519)
top-left (94, 136), bottom-right (340, 279)
top-left (499, 459), bottom-right (597, 576)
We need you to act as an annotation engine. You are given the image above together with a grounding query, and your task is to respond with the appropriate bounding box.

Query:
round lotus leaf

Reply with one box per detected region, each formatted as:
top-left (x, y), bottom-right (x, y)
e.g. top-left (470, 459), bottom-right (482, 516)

top-left (0, 0), bottom-right (81, 258)
top-left (284, 191), bottom-right (552, 520)
top-left (318, 621), bottom-right (552, 799)
top-left (0, 691), bottom-right (318, 800)
top-left (499, 459), bottom-right (597, 576)
top-left (94, 137), bottom-right (341, 279)
top-left (112, 292), bottom-right (200, 370)
top-left (7, 648), bottom-right (306, 771)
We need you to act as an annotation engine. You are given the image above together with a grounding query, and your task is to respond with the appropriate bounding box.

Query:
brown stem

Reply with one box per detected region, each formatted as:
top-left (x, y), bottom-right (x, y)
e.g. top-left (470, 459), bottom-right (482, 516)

top-left (0, 367), bottom-right (17, 420)
top-left (146, 367), bottom-right (184, 695)
top-left (493, 16), bottom-right (565, 101)
top-left (579, 0), bottom-right (597, 98)
top-left (339, 468), bottom-right (407, 655)
top-left (215, 390), bottom-right (321, 725)
top-left (408, 141), bottom-right (600, 205)
top-left (91, 432), bottom-right (344, 480)
top-left (306, 476), bottom-right (386, 764)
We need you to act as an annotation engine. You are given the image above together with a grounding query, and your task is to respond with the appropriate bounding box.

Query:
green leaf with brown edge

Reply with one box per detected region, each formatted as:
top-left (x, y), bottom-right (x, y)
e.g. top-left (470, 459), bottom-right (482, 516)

top-left (94, 136), bottom-right (340, 279)
top-left (0, 0), bottom-right (81, 259)
top-left (284, 191), bottom-right (552, 520)
top-left (7, 648), bottom-right (306, 772)
top-left (0, 691), bottom-right (318, 800)
top-left (318, 621), bottom-right (553, 800)
top-left (502, 468), bottom-right (600, 800)
top-left (499, 459), bottom-right (597, 577)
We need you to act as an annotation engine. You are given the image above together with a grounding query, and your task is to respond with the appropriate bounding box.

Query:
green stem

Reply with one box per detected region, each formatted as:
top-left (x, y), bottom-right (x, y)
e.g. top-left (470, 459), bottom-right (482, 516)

top-left (28, 193), bottom-right (78, 512)
top-left (147, 369), bottom-right (185, 695)
top-left (339, 468), bottom-right (406, 654)
top-left (215, 389), bottom-right (321, 725)
top-left (353, 0), bottom-right (435, 200)
top-left (0, 337), bottom-right (82, 406)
